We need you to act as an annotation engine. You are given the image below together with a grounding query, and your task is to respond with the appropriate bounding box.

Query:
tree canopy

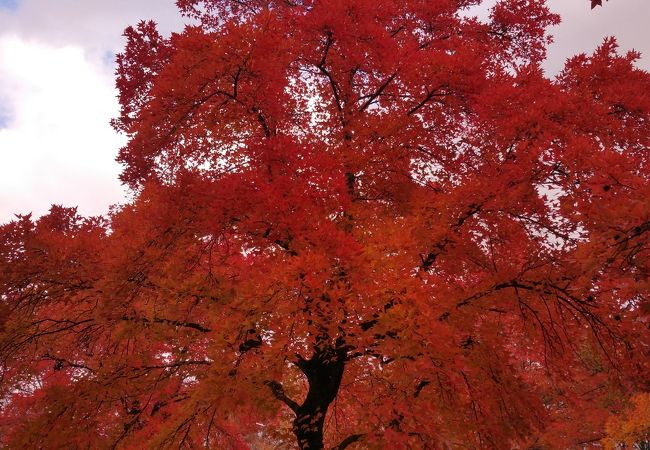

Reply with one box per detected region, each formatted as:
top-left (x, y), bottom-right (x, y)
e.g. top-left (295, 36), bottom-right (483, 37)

top-left (1, 0), bottom-right (649, 448)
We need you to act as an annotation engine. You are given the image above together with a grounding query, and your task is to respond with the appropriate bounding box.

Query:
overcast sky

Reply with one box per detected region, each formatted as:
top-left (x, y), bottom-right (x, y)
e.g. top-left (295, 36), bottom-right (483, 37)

top-left (0, 0), bottom-right (648, 223)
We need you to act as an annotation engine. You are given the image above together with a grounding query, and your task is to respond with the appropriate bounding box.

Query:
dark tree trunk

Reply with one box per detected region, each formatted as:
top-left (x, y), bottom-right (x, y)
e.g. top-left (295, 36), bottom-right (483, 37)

top-left (293, 343), bottom-right (347, 450)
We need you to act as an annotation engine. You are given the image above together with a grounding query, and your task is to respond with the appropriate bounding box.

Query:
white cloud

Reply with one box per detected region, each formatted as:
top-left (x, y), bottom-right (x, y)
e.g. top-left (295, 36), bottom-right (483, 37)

top-left (0, 0), bottom-right (184, 53)
top-left (0, 36), bottom-right (126, 220)
top-left (0, 0), bottom-right (187, 223)
top-left (545, 0), bottom-right (650, 74)
top-left (463, 0), bottom-right (650, 74)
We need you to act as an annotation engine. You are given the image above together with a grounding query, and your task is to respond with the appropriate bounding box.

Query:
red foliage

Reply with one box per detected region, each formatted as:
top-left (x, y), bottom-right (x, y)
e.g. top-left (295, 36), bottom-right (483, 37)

top-left (1, 1), bottom-right (648, 448)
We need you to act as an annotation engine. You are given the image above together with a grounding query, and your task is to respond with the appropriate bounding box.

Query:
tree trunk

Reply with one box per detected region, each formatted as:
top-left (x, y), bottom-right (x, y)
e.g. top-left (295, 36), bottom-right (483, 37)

top-left (293, 344), bottom-right (347, 449)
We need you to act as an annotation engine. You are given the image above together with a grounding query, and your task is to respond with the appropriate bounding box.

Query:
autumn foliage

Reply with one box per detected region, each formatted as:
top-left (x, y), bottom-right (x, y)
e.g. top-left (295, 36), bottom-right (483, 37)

top-left (591, 0), bottom-right (607, 9)
top-left (1, 0), bottom-right (649, 448)
top-left (604, 392), bottom-right (650, 449)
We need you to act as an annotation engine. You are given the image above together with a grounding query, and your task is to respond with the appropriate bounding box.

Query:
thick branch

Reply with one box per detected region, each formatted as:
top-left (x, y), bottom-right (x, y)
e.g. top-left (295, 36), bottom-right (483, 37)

top-left (121, 316), bottom-right (211, 333)
top-left (407, 85), bottom-right (449, 116)
top-left (420, 202), bottom-right (483, 271)
top-left (317, 32), bottom-right (345, 124)
top-left (265, 380), bottom-right (300, 413)
top-left (332, 434), bottom-right (364, 450)
top-left (251, 106), bottom-right (272, 137)
top-left (358, 72), bottom-right (397, 112)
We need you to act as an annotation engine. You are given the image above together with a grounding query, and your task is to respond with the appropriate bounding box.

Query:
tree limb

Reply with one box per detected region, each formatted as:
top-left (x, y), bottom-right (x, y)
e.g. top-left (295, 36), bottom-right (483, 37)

top-left (265, 380), bottom-right (300, 413)
top-left (332, 433), bottom-right (364, 450)
top-left (358, 72), bottom-right (397, 112)
top-left (121, 315), bottom-right (211, 333)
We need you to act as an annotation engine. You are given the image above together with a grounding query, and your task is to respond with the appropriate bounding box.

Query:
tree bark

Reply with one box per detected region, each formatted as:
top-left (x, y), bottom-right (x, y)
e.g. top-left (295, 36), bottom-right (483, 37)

top-left (293, 344), bottom-right (347, 449)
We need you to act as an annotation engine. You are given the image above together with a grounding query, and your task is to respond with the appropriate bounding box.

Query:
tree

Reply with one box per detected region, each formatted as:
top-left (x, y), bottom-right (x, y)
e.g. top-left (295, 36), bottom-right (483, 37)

top-left (1, 0), bottom-right (649, 448)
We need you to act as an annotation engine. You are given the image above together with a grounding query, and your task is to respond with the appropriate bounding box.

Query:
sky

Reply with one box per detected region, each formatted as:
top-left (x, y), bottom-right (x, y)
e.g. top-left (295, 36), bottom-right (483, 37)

top-left (0, 0), bottom-right (648, 223)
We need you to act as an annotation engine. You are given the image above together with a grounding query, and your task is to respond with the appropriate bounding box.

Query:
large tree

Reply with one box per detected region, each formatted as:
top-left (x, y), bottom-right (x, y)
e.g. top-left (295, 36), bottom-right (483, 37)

top-left (1, 0), bottom-right (649, 448)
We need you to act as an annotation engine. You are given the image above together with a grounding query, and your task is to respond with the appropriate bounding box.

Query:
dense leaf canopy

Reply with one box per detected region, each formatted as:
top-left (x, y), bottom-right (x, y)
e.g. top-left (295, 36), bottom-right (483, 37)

top-left (1, 0), bottom-right (649, 448)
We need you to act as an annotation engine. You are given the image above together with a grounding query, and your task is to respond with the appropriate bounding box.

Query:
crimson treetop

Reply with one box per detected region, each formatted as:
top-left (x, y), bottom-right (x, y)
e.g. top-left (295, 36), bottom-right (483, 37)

top-left (1, 0), bottom-right (649, 448)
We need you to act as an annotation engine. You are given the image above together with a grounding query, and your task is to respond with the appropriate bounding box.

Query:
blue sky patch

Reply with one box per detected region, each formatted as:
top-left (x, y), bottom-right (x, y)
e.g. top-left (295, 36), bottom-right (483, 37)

top-left (0, 102), bottom-right (11, 129)
top-left (0, 0), bottom-right (18, 10)
top-left (102, 50), bottom-right (116, 66)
